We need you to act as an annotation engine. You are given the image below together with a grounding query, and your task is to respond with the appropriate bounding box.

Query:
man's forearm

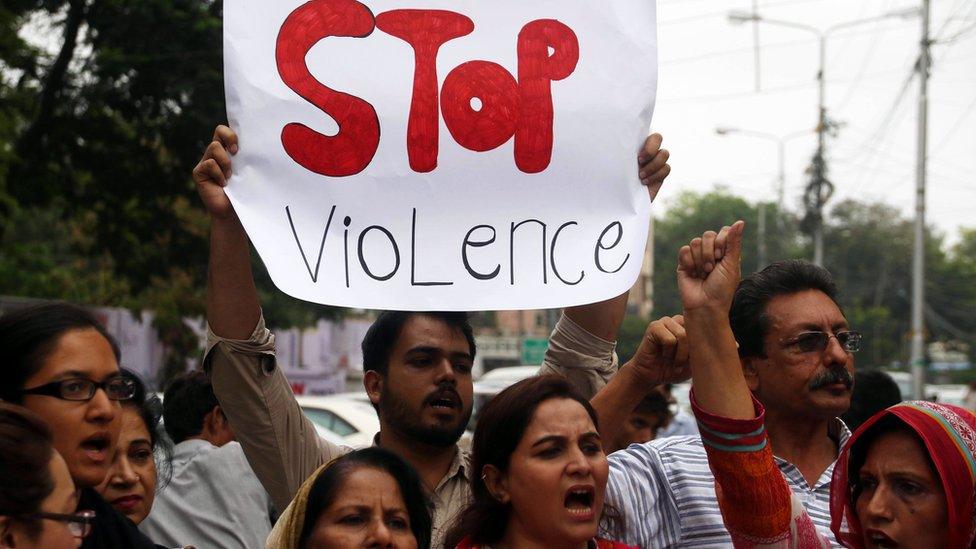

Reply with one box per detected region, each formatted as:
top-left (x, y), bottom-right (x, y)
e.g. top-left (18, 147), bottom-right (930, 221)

top-left (590, 362), bottom-right (657, 445)
top-left (207, 216), bottom-right (261, 339)
top-left (564, 290), bottom-right (629, 342)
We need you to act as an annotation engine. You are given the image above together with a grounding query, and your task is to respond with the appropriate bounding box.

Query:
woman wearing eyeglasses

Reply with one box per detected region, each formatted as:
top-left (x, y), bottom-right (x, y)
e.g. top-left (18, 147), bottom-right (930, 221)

top-left (0, 303), bottom-right (158, 548)
top-left (0, 402), bottom-right (93, 548)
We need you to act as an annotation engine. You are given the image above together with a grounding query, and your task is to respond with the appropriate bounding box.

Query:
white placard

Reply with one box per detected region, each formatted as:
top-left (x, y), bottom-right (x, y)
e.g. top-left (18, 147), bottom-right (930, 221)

top-left (224, 0), bottom-right (657, 310)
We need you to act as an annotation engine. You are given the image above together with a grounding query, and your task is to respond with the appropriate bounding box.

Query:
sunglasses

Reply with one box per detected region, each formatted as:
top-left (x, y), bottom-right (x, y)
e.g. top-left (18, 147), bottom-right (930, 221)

top-left (16, 376), bottom-right (136, 402)
top-left (22, 510), bottom-right (95, 538)
top-left (781, 330), bottom-right (862, 354)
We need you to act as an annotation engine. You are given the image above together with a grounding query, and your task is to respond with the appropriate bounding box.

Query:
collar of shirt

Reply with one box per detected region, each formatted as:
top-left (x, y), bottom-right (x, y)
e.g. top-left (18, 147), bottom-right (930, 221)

top-left (369, 434), bottom-right (471, 494)
top-left (772, 417), bottom-right (852, 491)
top-left (172, 438), bottom-right (218, 462)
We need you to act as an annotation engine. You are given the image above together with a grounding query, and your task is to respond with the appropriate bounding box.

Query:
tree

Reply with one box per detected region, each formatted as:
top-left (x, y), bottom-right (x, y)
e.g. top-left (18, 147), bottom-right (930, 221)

top-left (651, 189), bottom-right (804, 317)
top-left (1, 1), bottom-right (342, 386)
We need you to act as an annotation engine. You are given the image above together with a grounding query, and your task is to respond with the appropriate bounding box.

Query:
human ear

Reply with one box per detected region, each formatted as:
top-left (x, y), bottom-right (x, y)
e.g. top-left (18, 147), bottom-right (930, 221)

top-left (363, 371), bottom-right (383, 407)
top-left (481, 465), bottom-right (510, 504)
top-left (742, 358), bottom-right (760, 392)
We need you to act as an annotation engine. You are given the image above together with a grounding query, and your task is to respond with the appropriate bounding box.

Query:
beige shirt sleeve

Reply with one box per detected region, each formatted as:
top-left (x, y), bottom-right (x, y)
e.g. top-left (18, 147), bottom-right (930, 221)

top-left (203, 314), bottom-right (350, 512)
top-left (538, 313), bottom-right (619, 399)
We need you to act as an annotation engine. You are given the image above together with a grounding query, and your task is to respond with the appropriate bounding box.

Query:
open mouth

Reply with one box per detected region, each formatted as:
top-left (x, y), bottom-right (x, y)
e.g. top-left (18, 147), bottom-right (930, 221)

top-left (426, 391), bottom-right (460, 411)
top-left (563, 485), bottom-right (595, 520)
top-left (80, 433), bottom-right (111, 462)
top-left (865, 529), bottom-right (897, 548)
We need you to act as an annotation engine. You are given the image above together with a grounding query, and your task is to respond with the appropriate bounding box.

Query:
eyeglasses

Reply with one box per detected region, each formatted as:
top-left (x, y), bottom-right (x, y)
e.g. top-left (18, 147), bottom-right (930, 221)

top-left (16, 376), bottom-right (136, 402)
top-left (781, 331), bottom-right (862, 354)
top-left (22, 510), bottom-right (95, 538)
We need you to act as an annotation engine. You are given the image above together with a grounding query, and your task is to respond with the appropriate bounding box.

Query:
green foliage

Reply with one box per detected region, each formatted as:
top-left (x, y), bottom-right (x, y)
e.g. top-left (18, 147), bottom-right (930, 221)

top-left (651, 189), bottom-right (804, 317)
top-left (0, 1), bottom-right (341, 383)
top-left (650, 190), bottom-right (976, 373)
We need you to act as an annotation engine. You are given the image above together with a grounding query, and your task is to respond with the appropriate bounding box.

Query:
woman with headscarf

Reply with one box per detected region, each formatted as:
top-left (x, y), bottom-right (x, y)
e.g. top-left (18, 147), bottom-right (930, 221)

top-left (266, 447), bottom-right (431, 549)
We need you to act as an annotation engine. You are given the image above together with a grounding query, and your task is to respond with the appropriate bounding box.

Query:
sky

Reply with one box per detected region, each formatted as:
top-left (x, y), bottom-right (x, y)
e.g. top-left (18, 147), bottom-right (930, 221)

top-left (16, 0), bottom-right (975, 245)
top-left (649, 0), bottom-right (975, 245)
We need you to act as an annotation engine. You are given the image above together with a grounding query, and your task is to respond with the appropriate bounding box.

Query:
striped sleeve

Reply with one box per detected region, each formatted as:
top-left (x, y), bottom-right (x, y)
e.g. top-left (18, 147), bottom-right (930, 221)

top-left (604, 443), bottom-right (683, 547)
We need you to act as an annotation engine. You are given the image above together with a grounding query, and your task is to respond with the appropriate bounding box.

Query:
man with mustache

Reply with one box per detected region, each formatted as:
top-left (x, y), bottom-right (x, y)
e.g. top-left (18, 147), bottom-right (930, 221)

top-left (570, 237), bottom-right (860, 547)
top-left (192, 125), bottom-right (672, 548)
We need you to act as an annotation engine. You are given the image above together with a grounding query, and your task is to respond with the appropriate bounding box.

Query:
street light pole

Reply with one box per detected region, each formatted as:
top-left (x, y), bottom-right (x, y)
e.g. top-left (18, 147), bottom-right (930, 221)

top-left (729, 8), bottom-right (920, 267)
top-left (716, 127), bottom-right (810, 267)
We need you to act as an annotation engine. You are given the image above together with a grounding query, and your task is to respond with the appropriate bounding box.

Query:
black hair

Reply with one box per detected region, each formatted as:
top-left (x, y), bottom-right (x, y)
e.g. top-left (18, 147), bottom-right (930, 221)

top-left (119, 369), bottom-right (172, 489)
top-left (298, 447), bottom-right (432, 549)
top-left (634, 389), bottom-right (671, 417)
top-left (161, 371), bottom-right (220, 444)
top-left (361, 311), bottom-right (476, 376)
top-left (0, 302), bottom-right (121, 402)
top-left (730, 259), bottom-right (841, 358)
top-left (444, 375), bottom-right (619, 548)
top-left (0, 403), bottom-right (56, 538)
top-left (841, 370), bottom-right (903, 432)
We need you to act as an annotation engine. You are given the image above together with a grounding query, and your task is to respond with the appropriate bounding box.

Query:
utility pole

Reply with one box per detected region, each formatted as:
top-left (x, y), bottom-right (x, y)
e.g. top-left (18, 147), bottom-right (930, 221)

top-left (729, 9), bottom-right (921, 267)
top-left (806, 34), bottom-right (832, 267)
top-left (910, 0), bottom-right (931, 400)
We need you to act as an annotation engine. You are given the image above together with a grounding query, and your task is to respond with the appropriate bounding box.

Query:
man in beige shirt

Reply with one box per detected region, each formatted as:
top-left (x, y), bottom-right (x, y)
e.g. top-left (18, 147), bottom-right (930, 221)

top-left (192, 125), bottom-right (671, 548)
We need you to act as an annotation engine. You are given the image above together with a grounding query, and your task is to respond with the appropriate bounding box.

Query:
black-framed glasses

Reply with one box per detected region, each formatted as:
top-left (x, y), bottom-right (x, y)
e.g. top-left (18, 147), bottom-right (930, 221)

top-left (16, 376), bottom-right (136, 402)
top-left (782, 330), bottom-right (862, 354)
top-left (22, 510), bottom-right (95, 538)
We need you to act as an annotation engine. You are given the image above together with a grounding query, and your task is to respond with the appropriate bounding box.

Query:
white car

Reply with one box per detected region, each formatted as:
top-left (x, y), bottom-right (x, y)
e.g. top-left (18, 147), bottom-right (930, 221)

top-left (296, 393), bottom-right (380, 448)
top-left (469, 365), bottom-right (540, 432)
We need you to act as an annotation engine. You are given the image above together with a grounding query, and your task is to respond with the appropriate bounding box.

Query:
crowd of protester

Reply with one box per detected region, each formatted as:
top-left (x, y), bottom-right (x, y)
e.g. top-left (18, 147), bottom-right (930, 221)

top-left (0, 125), bottom-right (973, 549)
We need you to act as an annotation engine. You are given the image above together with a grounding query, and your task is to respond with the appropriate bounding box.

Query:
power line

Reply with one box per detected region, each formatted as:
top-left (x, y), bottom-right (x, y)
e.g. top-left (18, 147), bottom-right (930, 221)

top-left (931, 93), bottom-right (976, 151)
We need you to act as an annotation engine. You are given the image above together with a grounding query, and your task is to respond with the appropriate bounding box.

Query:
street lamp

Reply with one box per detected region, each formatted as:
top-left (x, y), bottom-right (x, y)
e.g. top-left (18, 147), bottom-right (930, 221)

top-left (715, 126), bottom-right (811, 266)
top-left (728, 7), bottom-right (921, 266)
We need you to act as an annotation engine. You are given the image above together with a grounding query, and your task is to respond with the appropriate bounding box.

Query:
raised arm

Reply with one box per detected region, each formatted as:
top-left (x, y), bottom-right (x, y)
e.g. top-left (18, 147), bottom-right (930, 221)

top-left (541, 134), bottom-right (671, 397)
top-left (677, 222), bottom-right (752, 419)
top-left (193, 125), bottom-right (261, 339)
top-left (194, 126), bottom-right (344, 511)
top-left (678, 222), bottom-right (828, 549)
top-left (589, 314), bottom-right (691, 446)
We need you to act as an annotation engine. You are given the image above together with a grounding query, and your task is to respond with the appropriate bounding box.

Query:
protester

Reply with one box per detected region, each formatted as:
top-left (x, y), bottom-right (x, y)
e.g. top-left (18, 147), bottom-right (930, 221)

top-left (444, 375), bottom-right (634, 549)
top-left (96, 371), bottom-right (168, 526)
top-left (191, 125), bottom-right (671, 548)
top-left (0, 403), bottom-right (90, 548)
top-left (606, 387), bottom-right (670, 453)
top-left (0, 303), bottom-right (158, 548)
top-left (676, 221), bottom-right (976, 548)
top-left (139, 371), bottom-right (277, 549)
top-left (653, 384), bottom-right (699, 439)
top-left (840, 369), bottom-right (902, 431)
top-left (559, 230), bottom-right (859, 545)
top-left (268, 447), bottom-right (431, 549)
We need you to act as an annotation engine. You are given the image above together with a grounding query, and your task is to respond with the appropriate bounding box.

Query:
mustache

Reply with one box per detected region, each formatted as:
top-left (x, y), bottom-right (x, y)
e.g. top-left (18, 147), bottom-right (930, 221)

top-left (423, 384), bottom-right (461, 407)
top-left (809, 369), bottom-right (854, 391)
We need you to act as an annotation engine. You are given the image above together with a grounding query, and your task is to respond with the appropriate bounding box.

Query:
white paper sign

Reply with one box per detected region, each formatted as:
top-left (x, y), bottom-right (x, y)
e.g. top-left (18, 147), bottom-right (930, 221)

top-left (223, 0), bottom-right (657, 310)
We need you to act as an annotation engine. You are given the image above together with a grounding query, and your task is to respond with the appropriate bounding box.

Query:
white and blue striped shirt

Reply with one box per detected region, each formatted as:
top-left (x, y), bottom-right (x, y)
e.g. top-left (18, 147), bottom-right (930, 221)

top-left (602, 419), bottom-right (850, 548)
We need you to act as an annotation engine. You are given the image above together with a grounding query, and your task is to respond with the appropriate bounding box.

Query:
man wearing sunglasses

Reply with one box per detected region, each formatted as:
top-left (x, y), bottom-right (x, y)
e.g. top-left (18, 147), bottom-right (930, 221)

top-left (568, 223), bottom-right (862, 547)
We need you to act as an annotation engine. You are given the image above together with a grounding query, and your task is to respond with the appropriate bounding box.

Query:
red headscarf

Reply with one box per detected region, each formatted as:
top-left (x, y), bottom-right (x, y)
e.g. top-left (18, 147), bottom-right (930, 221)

top-left (830, 401), bottom-right (976, 548)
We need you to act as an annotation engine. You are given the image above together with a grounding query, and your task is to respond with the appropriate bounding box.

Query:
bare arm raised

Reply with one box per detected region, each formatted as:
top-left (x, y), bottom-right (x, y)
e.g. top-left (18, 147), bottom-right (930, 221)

top-left (543, 133), bottom-right (672, 397)
top-left (678, 221), bottom-right (753, 419)
top-left (194, 125), bottom-right (344, 511)
top-left (193, 125), bottom-right (261, 339)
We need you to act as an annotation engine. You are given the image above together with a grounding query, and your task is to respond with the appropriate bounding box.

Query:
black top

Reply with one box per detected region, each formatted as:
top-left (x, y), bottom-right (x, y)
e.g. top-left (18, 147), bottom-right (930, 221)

top-left (78, 488), bottom-right (160, 549)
